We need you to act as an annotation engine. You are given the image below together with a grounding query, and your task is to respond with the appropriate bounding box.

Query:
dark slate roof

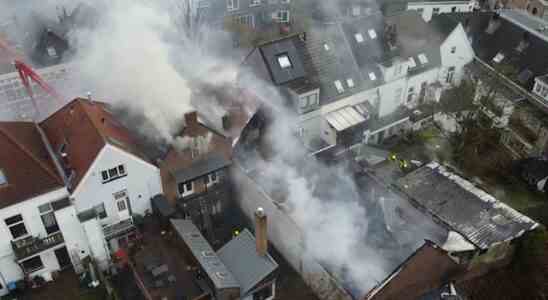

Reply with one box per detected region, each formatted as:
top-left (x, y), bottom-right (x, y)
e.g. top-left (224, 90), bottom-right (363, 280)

top-left (431, 11), bottom-right (548, 90)
top-left (217, 229), bottom-right (278, 296)
top-left (170, 219), bottom-right (240, 290)
top-left (171, 153), bottom-right (231, 183)
top-left (519, 157), bottom-right (548, 183)
top-left (151, 194), bottom-right (176, 217)
top-left (260, 38), bottom-right (307, 85)
top-left (396, 162), bottom-right (539, 249)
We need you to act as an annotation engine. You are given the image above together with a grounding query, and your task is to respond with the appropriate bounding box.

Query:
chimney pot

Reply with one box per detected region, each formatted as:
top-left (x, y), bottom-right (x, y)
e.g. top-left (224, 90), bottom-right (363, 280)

top-left (185, 111), bottom-right (198, 128)
top-left (255, 207), bottom-right (268, 256)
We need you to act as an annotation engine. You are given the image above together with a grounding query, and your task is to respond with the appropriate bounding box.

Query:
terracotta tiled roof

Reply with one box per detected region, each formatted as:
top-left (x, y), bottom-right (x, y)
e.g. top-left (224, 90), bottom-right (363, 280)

top-left (40, 98), bottom-right (152, 190)
top-left (0, 122), bottom-right (64, 209)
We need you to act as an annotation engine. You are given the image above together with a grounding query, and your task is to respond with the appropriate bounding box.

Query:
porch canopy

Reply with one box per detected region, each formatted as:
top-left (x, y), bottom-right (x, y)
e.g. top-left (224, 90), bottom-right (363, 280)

top-left (325, 104), bottom-right (368, 132)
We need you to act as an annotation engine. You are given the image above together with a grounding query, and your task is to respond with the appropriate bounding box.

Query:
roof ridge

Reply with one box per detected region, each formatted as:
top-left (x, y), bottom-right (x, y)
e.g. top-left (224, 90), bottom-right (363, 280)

top-left (0, 124), bottom-right (64, 186)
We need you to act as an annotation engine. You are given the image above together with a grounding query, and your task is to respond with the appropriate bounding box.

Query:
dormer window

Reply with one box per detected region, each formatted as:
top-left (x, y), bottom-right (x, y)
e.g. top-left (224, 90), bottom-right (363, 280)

top-left (354, 33), bottom-right (364, 43)
top-left (277, 54), bottom-right (292, 69)
top-left (0, 169), bottom-right (7, 185)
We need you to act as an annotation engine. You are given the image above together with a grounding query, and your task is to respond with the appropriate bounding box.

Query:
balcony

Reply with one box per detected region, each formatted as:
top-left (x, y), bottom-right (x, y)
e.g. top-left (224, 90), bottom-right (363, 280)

top-left (11, 231), bottom-right (64, 261)
top-left (103, 218), bottom-right (135, 241)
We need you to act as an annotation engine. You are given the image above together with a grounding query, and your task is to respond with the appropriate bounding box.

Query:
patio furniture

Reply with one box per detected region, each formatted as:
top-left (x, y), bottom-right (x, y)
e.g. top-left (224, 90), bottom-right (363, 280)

top-left (151, 264), bottom-right (169, 277)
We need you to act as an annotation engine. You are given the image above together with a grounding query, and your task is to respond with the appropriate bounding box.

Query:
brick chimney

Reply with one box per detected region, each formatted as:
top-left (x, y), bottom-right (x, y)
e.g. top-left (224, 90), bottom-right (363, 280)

top-left (255, 207), bottom-right (268, 256)
top-left (185, 111), bottom-right (198, 128)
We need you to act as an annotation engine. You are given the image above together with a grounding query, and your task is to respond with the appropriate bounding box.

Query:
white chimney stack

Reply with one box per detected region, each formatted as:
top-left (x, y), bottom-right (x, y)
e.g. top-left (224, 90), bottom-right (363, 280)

top-left (255, 207), bottom-right (268, 256)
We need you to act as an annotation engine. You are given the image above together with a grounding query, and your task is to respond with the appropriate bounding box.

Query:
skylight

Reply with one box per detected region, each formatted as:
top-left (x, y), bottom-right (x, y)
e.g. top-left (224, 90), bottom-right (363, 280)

top-left (368, 29), bottom-right (377, 39)
top-left (368, 72), bottom-right (376, 81)
top-left (408, 57), bottom-right (417, 68)
top-left (334, 80), bottom-right (345, 93)
top-left (277, 54), bottom-right (292, 69)
top-left (354, 33), bottom-right (364, 43)
top-left (418, 53), bottom-right (428, 64)
top-left (492, 52), bottom-right (505, 63)
top-left (346, 78), bottom-right (355, 88)
top-left (0, 169), bottom-right (6, 185)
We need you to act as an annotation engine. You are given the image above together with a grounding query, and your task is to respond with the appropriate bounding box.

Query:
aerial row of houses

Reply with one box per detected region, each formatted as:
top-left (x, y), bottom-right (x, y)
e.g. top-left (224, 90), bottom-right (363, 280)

top-left (1, 4), bottom-right (548, 300)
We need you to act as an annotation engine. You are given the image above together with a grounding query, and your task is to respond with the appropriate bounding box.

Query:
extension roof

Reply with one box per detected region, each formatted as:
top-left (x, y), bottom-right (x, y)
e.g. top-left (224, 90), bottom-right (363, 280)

top-left (40, 98), bottom-right (152, 190)
top-left (217, 229), bottom-right (279, 296)
top-left (0, 122), bottom-right (64, 209)
top-left (396, 162), bottom-right (539, 249)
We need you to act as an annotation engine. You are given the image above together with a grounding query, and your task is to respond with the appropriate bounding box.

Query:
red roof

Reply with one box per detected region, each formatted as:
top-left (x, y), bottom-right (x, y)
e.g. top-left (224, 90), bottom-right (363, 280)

top-left (40, 98), bottom-right (150, 190)
top-left (0, 122), bottom-right (64, 209)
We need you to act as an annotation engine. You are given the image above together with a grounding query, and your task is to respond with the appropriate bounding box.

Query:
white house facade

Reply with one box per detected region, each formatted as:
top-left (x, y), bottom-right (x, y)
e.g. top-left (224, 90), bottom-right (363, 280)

top-left (407, 0), bottom-right (477, 22)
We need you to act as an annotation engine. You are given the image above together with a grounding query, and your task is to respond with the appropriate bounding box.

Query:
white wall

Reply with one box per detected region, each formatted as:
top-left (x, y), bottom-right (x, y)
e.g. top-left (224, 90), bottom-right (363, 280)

top-left (408, 1), bottom-right (474, 22)
top-left (72, 144), bottom-right (163, 226)
top-left (378, 78), bottom-right (407, 117)
top-left (0, 187), bottom-right (69, 294)
top-left (405, 68), bottom-right (441, 108)
top-left (82, 219), bottom-right (110, 270)
top-left (439, 24), bottom-right (475, 85)
top-left (55, 205), bottom-right (92, 270)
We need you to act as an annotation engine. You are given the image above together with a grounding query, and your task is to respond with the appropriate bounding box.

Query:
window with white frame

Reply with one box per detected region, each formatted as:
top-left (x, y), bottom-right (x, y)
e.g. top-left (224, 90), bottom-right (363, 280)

top-left (277, 10), bottom-right (290, 23)
top-left (94, 203), bottom-right (107, 219)
top-left (368, 29), bottom-right (377, 39)
top-left (178, 181), bottom-right (194, 197)
top-left (101, 164), bottom-right (126, 183)
top-left (205, 172), bottom-right (219, 186)
top-left (446, 66), bottom-right (456, 84)
top-left (299, 92), bottom-right (318, 109)
top-left (227, 0), bottom-right (239, 11)
top-left (39, 203), bottom-right (59, 235)
top-left (5, 214), bottom-right (28, 239)
top-left (236, 14), bottom-right (254, 27)
top-left (418, 53), bottom-right (428, 64)
top-left (280, 0), bottom-right (290, 3)
top-left (250, 0), bottom-right (261, 6)
top-left (354, 33), bottom-right (364, 43)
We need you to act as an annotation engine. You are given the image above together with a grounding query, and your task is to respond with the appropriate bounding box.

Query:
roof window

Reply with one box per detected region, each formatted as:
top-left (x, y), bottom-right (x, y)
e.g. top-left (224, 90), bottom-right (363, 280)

top-left (492, 52), bottom-right (504, 63)
top-left (408, 57), bottom-right (417, 68)
top-left (324, 43), bottom-right (330, 51)
top-left (277, 54), bottom-right (292, 69)
top-left (418, 53), bottom-right (428, 64)
top-left (346, 78), bottom-right (355, 88)
top-left (0, 169), bottom-right (6, 185)
top-left (368, 72), bottom-right (376, 81)
top-left (354, 33), bottom-right (364, 43)
top-left (368, 29), bottom-right (377, 39)
top-left (334, 80), bottom-right (345, 93)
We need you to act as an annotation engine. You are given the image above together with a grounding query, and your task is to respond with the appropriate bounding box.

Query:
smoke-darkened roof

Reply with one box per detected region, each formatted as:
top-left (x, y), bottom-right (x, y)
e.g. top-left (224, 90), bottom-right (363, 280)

top-left (396, 162), bottom-right (539, 249)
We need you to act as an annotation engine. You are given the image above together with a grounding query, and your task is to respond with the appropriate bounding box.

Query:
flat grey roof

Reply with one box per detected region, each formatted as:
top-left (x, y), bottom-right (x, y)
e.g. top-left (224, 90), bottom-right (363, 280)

top-left (171, 153), bottom-right (231, 183)
top-left (170, 219), bottom-right (240, 290)
top-left (396, 162), bottom-right (539, 249)
top-left (217, 229), bottom-right (278, 296)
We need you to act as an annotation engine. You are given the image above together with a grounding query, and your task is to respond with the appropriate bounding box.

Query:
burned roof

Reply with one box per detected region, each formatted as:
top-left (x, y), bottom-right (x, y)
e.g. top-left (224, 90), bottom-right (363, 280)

top-left (171, 219), bottom-right (240, 290)
top-left (217, 229), bottom-right (278, 296)
top-left (171, 153), bottom-right (231, 183)
top-left (396, 162), bottom-right (539, 249)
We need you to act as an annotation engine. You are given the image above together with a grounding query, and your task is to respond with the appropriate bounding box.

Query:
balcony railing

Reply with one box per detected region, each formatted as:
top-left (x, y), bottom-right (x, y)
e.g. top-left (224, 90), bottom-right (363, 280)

top-left (103, 218), bottom-right (135, 240)
top-left (11, 231), bottom-right (64, 261)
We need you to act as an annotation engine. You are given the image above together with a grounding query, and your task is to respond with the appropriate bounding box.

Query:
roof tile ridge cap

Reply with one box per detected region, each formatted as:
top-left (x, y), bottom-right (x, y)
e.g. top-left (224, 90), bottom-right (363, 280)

top-left (0, 124), bottom-right (64, 186)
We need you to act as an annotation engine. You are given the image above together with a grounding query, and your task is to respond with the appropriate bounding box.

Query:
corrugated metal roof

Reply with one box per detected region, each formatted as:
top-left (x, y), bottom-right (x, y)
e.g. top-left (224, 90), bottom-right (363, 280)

top-left (170, 219), bottom-right (240, 290)
top-left (217, 229), bottom-right (278, 296)
top-left (396, 163), bottom-right (539, 249)
top-left (325, 106), bottom-right (367, 131)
